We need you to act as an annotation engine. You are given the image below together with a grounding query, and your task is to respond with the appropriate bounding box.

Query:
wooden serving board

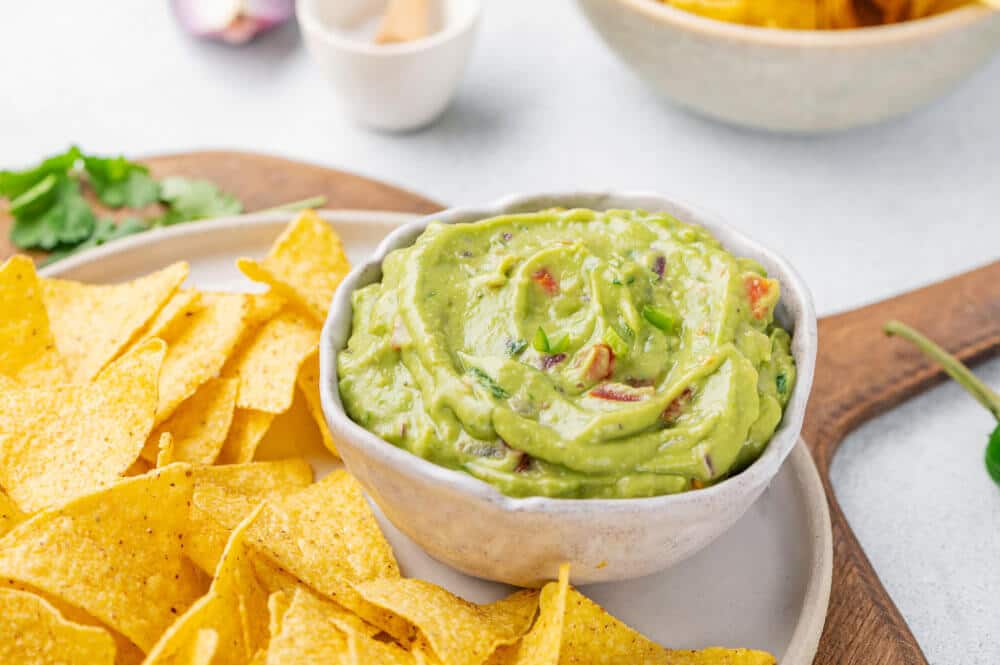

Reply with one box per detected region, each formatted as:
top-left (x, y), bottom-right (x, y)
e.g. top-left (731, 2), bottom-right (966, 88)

top-left (3, 150), bottom-right (997, 665)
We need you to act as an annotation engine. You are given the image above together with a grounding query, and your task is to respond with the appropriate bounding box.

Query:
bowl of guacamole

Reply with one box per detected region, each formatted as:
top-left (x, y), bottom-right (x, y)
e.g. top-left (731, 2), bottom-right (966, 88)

top-left (320, 192), bottom-right (816, 585)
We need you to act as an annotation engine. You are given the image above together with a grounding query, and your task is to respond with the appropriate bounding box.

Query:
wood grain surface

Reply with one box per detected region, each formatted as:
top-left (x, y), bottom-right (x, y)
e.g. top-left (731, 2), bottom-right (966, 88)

top-left (2, 150), bottom-right (997, 664)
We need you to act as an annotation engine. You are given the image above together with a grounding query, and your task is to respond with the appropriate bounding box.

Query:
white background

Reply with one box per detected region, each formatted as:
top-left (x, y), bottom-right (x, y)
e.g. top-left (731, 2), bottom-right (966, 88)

top-left (1, 2), bottom-right (998, 663)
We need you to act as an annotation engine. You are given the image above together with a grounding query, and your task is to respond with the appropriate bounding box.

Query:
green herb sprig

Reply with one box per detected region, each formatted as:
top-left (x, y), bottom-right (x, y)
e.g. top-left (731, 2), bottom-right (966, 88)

top-left (884, 320), bottom-right (1000, 486)
top-left (1, 147), bottom-right (324, 265)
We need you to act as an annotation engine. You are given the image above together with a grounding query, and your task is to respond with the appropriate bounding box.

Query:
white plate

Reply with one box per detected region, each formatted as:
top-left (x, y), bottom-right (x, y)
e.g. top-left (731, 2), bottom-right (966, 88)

top-left (40, 210), bottom-right (832, 664)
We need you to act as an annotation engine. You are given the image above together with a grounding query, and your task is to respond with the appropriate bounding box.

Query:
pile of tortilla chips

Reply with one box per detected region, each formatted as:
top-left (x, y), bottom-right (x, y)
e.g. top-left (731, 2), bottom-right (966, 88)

top-left (0, 210), bottom-right (776, 664)
top-left (663, 0), bottom-right (982, 29)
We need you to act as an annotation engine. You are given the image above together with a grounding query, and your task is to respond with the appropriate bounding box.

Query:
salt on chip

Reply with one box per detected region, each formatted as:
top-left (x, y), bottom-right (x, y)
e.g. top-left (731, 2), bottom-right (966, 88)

top-left (263, 586), bottom-right (354, 665)
top-left (0, 489), bottom-right (26, 538)
top-left (0, 464), bottom-right (207, 653)
top-left (218, 409), bottom-right (276, 464)
top-left (0, 255), bottom-right (66, 386)
top-left (355, 579), bottom-right (538, 665)
top-left (186, 460), bottom-right (313, 574)
top-left (254, 387), bottom-right (330, 462)
top-left (144, 377), bottom-right (239, 465)
top-left (145, 505), bottom-right (270, 665)
top-left (237, 209), bottom-right (351, 323)
top-left (156, 292), bottom-right (251, 423)
top-left (0, 338), bottom-right (165, 512)
top-left (42, 261), bottom-right (187, 383)
top-left (224, 308), bottom-right (320, 414)
top-left (243, 470), bottom-right (408, 640)
top-left (297, 350), bottom-right (339, 457)
top-left (0, 587), bottom-right (116, 665)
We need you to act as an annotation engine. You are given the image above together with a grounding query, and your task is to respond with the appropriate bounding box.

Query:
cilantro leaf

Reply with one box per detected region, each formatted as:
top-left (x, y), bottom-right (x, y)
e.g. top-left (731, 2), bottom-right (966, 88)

top-left (159, 177), bottom-right (242, 220)
top-left (43, 217), bottom-right (150, 265)
top-left (10, 177), bottom-right (95, 250)
top-left (0, 146), bottom-right (81, 200)
top-left (83, 155), bottom-right (159, 208)
top-left (987, 424), bottom-right (1000, 487)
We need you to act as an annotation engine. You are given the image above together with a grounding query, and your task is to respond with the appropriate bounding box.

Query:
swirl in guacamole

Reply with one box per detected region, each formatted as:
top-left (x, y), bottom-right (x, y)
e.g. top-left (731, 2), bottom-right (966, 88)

top-left (338, 209), bottom-right (796, 498)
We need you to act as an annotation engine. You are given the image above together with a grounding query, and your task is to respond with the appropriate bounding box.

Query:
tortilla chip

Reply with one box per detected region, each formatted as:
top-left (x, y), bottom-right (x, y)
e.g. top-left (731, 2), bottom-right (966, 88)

top-left (0, 464), bottom-right (207, 652)
top-left (155, 432), bottom-right (176, 467)
top-left (0, 338), bottom-right (165, 512)
top-left (218, 409), bottom-right (276, 464)
top-left (0, 489), bottom-right (26, 538)
top-left (0, 587), bottom-right (116, 665)
top-left (268, 591), bottom-right (292, 641)
top-left (223, 308), bottom-right (320, 414)
top-left (559, 583), bottom-right (670, 664)
top-left (144, 377), bottom-right (239, 465)
top-left (297, 350), bottom-right (339, 457)
top-left (493, 564), bottom-right (569, 665)
top-left (130, 290), bottom-right (201, 349)
top-left (125, 457), bottom-right (154, 477)
top-left (42, 261), bottom-right (187, 382)
top-left (348, 630), bottom-right (417, 665)
top-left (254, 387), bottom-right (330, 462)
top-left (243, 470), bottom-right (407, 640)
top-left (186, 460), bottom-right (313, 575)
top-left (237, 210), bottom-right (350, 324)
top-left (355, 580), bottom-right (538, 665)
top-left (263, 587), bottom-right (354, 665)
top-left (246, 291), bottom-right (286, 327)
top-left (155, 292), bottom-right (253, 423)
top-left (0, 255), bottom-right (66, 386)
top-left (182, 629), bottom-right (220, 665)
top-left (145, 505), bottom-right (270, 665)
top-left (663, 648), bottom-right (776, 665)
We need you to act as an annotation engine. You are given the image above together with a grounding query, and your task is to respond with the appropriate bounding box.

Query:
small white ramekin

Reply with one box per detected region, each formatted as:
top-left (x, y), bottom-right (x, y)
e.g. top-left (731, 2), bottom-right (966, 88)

top-left (320, 192), bottom-right (817, 586)
top-left (297, 0), bottom-right (481, 131)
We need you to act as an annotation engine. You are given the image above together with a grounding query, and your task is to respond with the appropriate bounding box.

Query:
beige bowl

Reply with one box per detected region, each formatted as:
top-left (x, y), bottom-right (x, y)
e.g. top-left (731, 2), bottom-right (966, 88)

top-left (575, 0), bottom-right (1000, 132)
top-left (320, 192), bottom-right (817, 586)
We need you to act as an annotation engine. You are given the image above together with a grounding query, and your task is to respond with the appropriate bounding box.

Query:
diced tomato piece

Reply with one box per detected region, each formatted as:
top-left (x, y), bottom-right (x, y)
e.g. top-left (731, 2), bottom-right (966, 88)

top-left (531, 268), bottom-right (559, 295)
top-left (745, 276), bottom-right (771, 320)
top-left (583, 343), bottom-right (615, 383)
top-left (589, 384), bottom-right (643, 402)
top-left (662, 387), bottom-right (693, 422)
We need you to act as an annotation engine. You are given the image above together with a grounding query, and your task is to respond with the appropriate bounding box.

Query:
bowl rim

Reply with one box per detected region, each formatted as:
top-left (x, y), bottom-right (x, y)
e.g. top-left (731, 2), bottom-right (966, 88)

top-left (607, 0), bottom-right (995, 47)
top-left (319, 191), bottom-right (818, 515)
top-left (296, 0), bottom-right (482, 57)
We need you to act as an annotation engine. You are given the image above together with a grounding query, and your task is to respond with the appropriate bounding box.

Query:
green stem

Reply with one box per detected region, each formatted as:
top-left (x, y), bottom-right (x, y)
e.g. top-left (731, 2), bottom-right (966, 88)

top-left (256, 195), bottom-right (327, 213)
top-left (884, 320), bottom-right (1000, 420)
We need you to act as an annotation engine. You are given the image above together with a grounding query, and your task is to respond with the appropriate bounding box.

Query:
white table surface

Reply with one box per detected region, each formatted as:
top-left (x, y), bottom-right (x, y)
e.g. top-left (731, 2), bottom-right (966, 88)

top-left (2, 2), bottom-right (998, 663)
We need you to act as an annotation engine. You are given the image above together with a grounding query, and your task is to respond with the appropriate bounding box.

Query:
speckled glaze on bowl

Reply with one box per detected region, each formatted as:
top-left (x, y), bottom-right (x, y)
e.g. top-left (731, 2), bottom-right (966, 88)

top-left (575, 0), bottom-right (1000, 132)
top-left (319, 192), bottom-right (817, 586)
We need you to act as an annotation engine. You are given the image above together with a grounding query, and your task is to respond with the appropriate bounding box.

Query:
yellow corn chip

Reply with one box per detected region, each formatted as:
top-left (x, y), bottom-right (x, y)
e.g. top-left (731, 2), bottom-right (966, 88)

top-left (494, 564), bottom-right (569, 665)
top-left (144, 377), bottom-right (239, 465)
top-left (186, 460), bottom-right (313, 575)
top-left (125, 457), bottom-right (154, 477)
top-left (263, 587), bottom-right (355, 665)
top-left (246, 291), bottom-right (287, 327)
top-left (156, 292), bottom-right (251, 423)
top-left (181, 629), bottom-right (220, 665)
top-left (130, 290), bottom-right (201, 349)
top-left (297, 350), bottom-right (339, 457)
top-left (355, 580), bottom-right (538, 665)
top-left (224, 308), bottom-right (320, 414)
top-left (559, 583), bottom-right (670, 664)
top-left (42, 261), bottom-right (187, 382)
top-left (268, 591), bottom-right (293, 641)
top-left (0, 587), bottom-right (116, 665)
top-left (0, 338), bottom-right (165, 512)
top-left (237, 210), bottom-right (350, 323)
top-left (254, 387), bottom-right (330, 462)
top-left (347, 629), bottom-right (416, 665)
top-left (218, 409), bottom-right (276, 464)
top-left (0, 489), bottom-right (26, 538)
top-left (155, 432), bottom-right (176, 467)
top-left (0, 255), bottom-right (66, 386)
top-left (664, 648), bottom-right (777, 665)
top-left (244, 470), bottom-right (408, 640)
top-left (0, 464), bottom-right (207, 652)
top-left (145, 505), bottom-right (270, 665)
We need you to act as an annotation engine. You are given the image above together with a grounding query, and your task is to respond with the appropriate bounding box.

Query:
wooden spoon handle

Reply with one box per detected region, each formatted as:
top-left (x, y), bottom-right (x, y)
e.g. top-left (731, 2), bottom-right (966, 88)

top-left (805, 259), bottom-right (1000, 665)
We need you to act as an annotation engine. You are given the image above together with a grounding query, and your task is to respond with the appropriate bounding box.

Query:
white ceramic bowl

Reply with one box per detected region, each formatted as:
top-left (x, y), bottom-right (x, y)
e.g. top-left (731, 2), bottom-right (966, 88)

top-left (320, 192), bottom-right (818, 586)
top-left (575, 0), bottom-right (1000, 132)
top-left (297, 0), bottom-right (481, 131)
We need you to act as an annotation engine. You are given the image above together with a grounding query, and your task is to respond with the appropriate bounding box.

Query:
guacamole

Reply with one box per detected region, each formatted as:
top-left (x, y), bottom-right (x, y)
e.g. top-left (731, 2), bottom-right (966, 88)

top-left (338, 209), bottom-right (796, 498)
